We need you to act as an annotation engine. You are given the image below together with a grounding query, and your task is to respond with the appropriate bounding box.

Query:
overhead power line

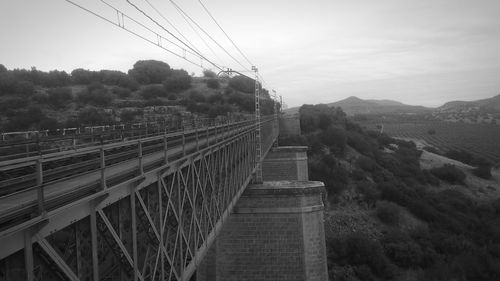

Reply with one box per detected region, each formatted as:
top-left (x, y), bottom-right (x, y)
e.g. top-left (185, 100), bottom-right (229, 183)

top-left (168, 0), bottom-right (251, 72)
top-left (143, 0), bottom-right (203, 57)
top-left (64, 0), bottom-right (203, 68)
top-left (197, 0), bottom-right (254, 67)
top-left (124, 0), bottom-right (225, 71)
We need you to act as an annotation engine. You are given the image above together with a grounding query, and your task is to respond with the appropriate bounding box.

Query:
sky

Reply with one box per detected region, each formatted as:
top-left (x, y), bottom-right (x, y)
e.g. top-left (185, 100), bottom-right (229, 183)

top-left (1, 0), bottom-right (500, 108)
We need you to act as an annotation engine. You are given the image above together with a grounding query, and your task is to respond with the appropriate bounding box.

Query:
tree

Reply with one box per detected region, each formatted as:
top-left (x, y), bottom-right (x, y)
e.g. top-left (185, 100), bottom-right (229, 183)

top-left (0, 64), bottom-right (6, 73)
top-left (206, 78), bottom-right (220, 89)
top-left (47, 87), bottom-right (73, 108)
top-left (203, 69), bottom-right (216, 78)
top-left (228, 75), bottom-right (254, 93)
top-left (163, 69), bottom-right (191, 93)
top-left (128, 60), bottom-right (171, 84)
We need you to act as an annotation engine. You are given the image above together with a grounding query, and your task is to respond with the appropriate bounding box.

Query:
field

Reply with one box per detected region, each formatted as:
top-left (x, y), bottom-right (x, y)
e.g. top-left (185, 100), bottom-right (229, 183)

top-left (361, 121), bottom-right (500, 165)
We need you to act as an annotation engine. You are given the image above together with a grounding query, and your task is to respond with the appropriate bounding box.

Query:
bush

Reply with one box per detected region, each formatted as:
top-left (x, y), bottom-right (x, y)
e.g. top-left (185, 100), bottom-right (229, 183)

top-left (120, 109), bottom-right (142, 122)
top-left (128, 60), bottom-right (171, 84)
top-left (77, 107), bottom-right (111, 125)
top-left (140, 85), bottom-right (166, 99)
top-left (163, 69), bottom-right (191, 93)
top-left (228, 75), bottom-right (254, 93)
top-left (430, 164), bottom-right (466, 184)
top-left (76, 82), bottom-right (115, 106)
top-left (206, 78), bottom-right (220, 89)
top-left (329, 233), bottom-right (396, 279)
top-left (189, 90), bottom-right (206, 102)
top-left (111, 86), bottom-right (132, 98)
top-left (46, 87), bottom-right (73, 108)
top-left (321, 125), bottom-right (347, 156)
top-left (0, 97), bottom-right (28, 111)
top-left (472, 165), bottom-right (492, 179)
top-left (203, 69), bottom-right (217, 78)
top-left (427, 129), bottom-right (436, 135)
top-left (376, 200), bottom-right (401, 225)
top-left (445, 149), bottom-right (474, 165)
top-left (381, 230), bottom-right (424, 268)
top-left (357, 155), bottom-right (377, 172)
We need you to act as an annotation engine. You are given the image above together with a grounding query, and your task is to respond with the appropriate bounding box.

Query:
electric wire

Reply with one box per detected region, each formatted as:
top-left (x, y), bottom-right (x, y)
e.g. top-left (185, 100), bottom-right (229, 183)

top-left (165, 0), bottom-right (227, 68)
top-left (168, 0), bottom-right (251, 72)
top-left (197, 0), bottom-right (254, 67)
top-left (144, 0), bottom-right (203, 57)
top-left (124, 0), bottom-right (225, 71)
top-left (64, 0), bottom-right (203, 68)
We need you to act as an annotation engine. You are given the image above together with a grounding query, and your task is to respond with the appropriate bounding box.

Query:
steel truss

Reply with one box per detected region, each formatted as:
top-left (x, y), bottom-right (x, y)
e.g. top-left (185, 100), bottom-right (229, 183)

top-left (0, 117), bottom-right (277, 281)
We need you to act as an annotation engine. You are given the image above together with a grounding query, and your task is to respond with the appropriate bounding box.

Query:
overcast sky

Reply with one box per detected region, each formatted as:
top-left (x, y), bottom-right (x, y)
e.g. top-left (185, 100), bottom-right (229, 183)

top-left (1, 0), bottom-right (500, 108)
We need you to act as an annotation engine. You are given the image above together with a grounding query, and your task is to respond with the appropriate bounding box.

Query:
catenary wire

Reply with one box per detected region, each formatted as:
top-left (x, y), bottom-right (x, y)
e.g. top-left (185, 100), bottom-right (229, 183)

top-left (168, 0), bottom-right (251, 72)
top-left (197, 0), bottom-right (254, 67)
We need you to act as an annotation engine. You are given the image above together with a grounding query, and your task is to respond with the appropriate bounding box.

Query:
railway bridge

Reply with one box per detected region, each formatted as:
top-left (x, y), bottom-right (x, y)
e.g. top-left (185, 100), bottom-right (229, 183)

top-left (0, 115), bottom-right (327, 281)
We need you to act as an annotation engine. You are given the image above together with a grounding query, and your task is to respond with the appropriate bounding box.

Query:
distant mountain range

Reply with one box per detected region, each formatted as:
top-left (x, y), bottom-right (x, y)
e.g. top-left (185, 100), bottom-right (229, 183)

top-left (284, 96), bottom-right (432, 116)
top-left (326, 96), bottom-right (432, 115)
top-left (434, 94), bottom-right (500, 124)
top-left (284, 94), bottom-right (500, 124)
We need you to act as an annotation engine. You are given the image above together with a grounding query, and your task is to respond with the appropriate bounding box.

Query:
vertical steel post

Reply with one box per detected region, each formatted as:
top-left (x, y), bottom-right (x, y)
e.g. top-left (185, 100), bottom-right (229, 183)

top-left (24, 229), bottom-right (34, 281)
top-left (138, 140), bottom-right (143, 175)
top-left (163, 134), bottom-right (168, 165)
top-left (100, 147), bottom-right (106, 189)
top-left (131, 190), bottom-right (139, 281)
top-left (36, 158), bottom-right (45, 215)
top-left (90, 206), bottom-right (99, 281)
top-left (182, 129), bottom-right (186, 157)
top-left (252, 66), bottom-right (263, 183)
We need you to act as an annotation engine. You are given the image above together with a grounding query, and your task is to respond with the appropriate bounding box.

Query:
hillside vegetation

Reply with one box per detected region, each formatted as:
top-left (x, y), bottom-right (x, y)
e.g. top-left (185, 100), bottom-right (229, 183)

top-left (0, 60), bottom-right (276, 132)
top-left (280, 104), bottom-right (500, 281)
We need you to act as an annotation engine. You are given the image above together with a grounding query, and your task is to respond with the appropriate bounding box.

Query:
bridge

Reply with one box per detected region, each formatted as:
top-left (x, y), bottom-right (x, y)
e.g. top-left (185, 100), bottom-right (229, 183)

top-left (0, 115), bottom-right (327, 281)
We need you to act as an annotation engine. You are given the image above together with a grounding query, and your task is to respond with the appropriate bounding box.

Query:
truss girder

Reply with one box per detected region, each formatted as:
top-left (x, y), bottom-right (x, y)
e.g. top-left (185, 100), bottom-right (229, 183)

top-left (0, 117), bottom-right (278, 281)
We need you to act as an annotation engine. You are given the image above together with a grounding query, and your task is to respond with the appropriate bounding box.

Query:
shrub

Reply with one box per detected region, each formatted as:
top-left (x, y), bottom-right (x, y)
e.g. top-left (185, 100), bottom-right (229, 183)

top-left (46, 87), bottom-right (73, 108)
top-left (472, 165), bottom-right (492, 179)
top-left (427, 129), bottom-right (436, 135)
top-left (111, 86), bottom-right (132, 98)
top-left (357, 155), bottom-right (377, 172)
top-left (206, 78), bottom-right (220, 89)
top-left (128, 60), bottom-right (171, 84)
top-left (321, 125), bottom-right (347, 156)
top-left (430, 164), bottom-right (466, 184)
top-left (77, 107), bottom-right (111, 125)
top-left (356, 181), bottom-right (380, 205)
top-left (381, 229), bottom-right (424, 268)
top-left (163, 69), bottom-right (191, 93)
top-left (376, 200), bottom-right (401, 225)
top-left (329, 233), bottom-right (396, 279)
top-left (228, 75), bottom-right (254, 93)
top-left (140, 85), bottom-right (166, 99)
top-left (0, 97), bottom-right (28, 111)
top-left (77, 82), bottom-right (115, 106)
top-left (189, 90), bottom-right (206, 102)
top-left (203, 69), bottom-right (217, 78)
top-left (445, 149), bottom-right (473, 165)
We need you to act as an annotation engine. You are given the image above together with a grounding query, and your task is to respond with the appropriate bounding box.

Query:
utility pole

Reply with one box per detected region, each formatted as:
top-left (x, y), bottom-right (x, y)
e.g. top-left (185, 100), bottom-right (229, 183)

top-left (252, 66), bottom-right (262, 183)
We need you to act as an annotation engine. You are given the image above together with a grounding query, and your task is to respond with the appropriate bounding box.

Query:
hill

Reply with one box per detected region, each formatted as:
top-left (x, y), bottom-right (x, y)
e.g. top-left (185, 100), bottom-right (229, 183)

top-left (0, 60), bottom-right (276, 132)
top-left (284, 96), bottom-right (432, 116)
top-left (434, 94), bottom-right (500, 124)
top-left (328, 96), bottom-right (432, 115)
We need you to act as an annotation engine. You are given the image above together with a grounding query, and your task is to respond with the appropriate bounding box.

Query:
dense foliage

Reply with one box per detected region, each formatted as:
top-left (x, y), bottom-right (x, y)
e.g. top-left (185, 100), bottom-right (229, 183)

top-left (280, 104), bottom-right (500, 281)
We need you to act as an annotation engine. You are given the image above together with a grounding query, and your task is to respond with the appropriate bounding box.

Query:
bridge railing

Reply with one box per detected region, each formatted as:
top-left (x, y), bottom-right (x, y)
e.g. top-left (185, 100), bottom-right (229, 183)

top-left (0, 116), bottom-right (277, 231)
top-left (0, 115), bottom-right (278, 281)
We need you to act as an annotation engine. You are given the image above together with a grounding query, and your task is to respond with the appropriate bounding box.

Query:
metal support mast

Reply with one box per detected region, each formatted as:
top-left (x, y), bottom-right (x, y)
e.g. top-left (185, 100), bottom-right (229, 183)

top-left (252, 66), bottom-right (262, 183)
top-left (272, 90), bottom-right (279, 148)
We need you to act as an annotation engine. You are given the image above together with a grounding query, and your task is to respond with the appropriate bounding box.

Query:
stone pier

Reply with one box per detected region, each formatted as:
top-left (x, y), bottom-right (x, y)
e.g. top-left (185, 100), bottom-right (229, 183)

top-left (197, 146), bottom-right (328, 281)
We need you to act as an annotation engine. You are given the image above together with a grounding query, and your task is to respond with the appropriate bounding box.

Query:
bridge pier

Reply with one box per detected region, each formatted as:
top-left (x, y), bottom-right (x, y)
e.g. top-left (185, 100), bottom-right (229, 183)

top-left (197, 147), bottom-right (328, 281)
